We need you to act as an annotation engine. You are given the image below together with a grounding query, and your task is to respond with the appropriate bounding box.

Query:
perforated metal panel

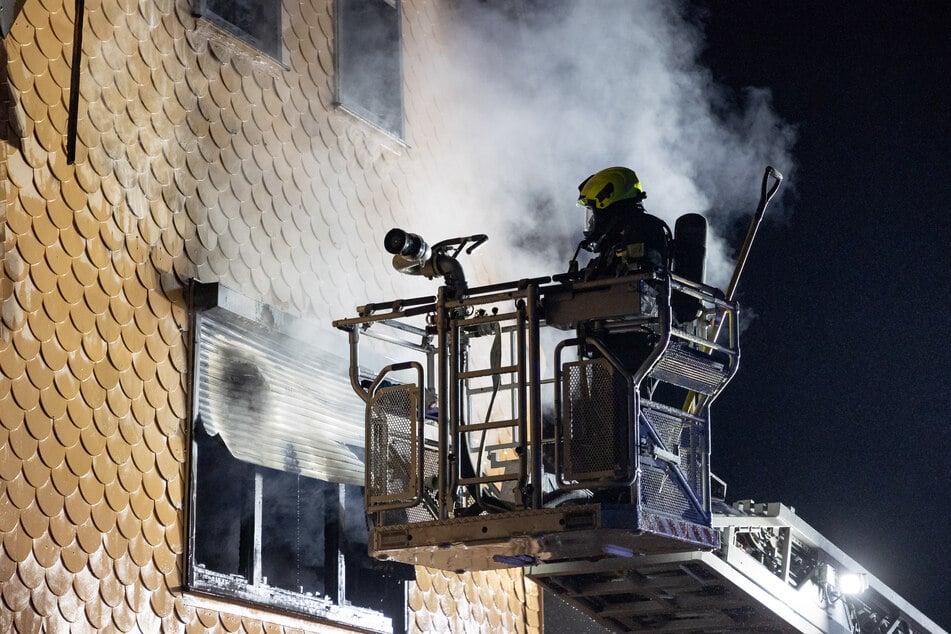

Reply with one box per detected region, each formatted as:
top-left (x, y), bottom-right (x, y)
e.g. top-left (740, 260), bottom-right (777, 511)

top-left (367, 385), bottom-right (421, 510)
top-left (640, 464), bottom-right (694, 520)
top-left (640, 404), bottom-right (708, 523)
top-left (381, 442), bottom-right (439, 526)
top-left (650, 342), bottom-right (729, 394)
top-left (642, 405), bottom-right (682, 453)
top-left (562, 358), bottom-right (631, 484)
top-left (679, 421), bottom-right (705, 499)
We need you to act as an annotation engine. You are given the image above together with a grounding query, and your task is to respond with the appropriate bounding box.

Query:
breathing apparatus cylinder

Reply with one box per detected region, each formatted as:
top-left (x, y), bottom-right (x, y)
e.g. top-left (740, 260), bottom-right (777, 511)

top-left (672, 213), bottom-right (707, 323)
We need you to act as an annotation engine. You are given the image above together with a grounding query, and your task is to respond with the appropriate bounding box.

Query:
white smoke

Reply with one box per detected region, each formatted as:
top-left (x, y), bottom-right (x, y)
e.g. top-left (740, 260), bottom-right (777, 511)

top-left (412, 0), bottom-right (796, 289)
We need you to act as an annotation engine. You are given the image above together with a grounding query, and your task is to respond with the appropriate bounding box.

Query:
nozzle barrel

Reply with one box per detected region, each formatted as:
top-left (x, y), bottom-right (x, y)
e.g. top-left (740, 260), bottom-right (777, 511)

top-left (384, 228), bottom-right (427, 258)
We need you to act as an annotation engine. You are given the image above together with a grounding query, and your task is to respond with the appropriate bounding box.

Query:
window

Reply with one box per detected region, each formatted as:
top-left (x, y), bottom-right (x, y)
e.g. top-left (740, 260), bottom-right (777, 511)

top-left (335, 0), bottom-right (404, 139)
top-left (194, 0), bottom-right (283, 60)
top-left (188, 283), bottom-right (411, 631)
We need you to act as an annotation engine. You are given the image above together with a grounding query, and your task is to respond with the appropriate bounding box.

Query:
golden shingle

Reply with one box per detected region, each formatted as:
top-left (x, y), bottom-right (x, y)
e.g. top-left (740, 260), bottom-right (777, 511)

top-left (49, 464), bottom-right (79, 513)
top-left (71, 255), bottom-right (99, 288)
top-left (109, 299), bottom-right (134, 330)
top-left (163, 476), bottom-right (182, 515)
top-left (96, 314), bottom-right (122, 348)
top-left (1, 565), bottom-right (32, 608)
top-left (143, 381), bottom-right (167, 417)
top-left (118, 369), bottom-right (143, 401)
top-left (140, 513), bottom-right (164, 550)
top-left (0, 482), bottom-right (17, 530)
top-left (105, 430), bottom-right (132, 467)
top-left (195, 608), bottom-right (219, 630)
top-left (97, 569), bottom-right (124, 610)
top-left (149, 587), bottom-right (175, 621)
top-left (17, 231), bottom-right (48, 267)
top-left (22, 452), bottom-right (51, 490)
top-left (413, 608), bottom-right (433, 633)
top-left (33, 530), bottom-right (60, 569)
top-left (78, 471), bottom-right (105, 508)
top-left (98, 217), bottom-right (125, 251)
top-left (5, 44), bottom-right (36, 94)
top-left (219, 611), bottom-right (243, 633)
top-left (124, 274), bottom-right (149, 309)
top-left (80, 330), bottom-right (107, 365)
top-left (117, 460), bottom-right (143, 498)
top-left (11, 373), bottom-right (41, 411)
top-left (24, 404), bottom-right (53, 442)
top-left (131, 445), bottom-right (155, 480)
top-left (40, 379), bottom-right (70, 421)
top-left (62, 176), bottom-right (88, 212)
top-left (83, 596), bottom-right (109, 630)
top-left (56, 271), bottom-right (84, 305)
top-left (130, 398), bottom-right (154, 430)
top-left (131, 350), bottom-right (156, 383)
top-left (408, 585), bottom-right (425, 613)
top-left (6, 468), bottom-right (36, 509)
top-left (0, 341), bottom-right (27, 381)
top-left (53, 410), bottom-right (81, 446)
top-left (64, 438), bottom-right (93, 476)
top-left (20, 80), bottom-right (50, 129)
top-left (115, 506), bottom-right (141, 542)
top-left (37, 432), bottom-right (67, 470)
top-left (56, 584), bottom-right (85, 621)
top-left (125, 532), bottom-right (152, 570)
top-left (48, 511), bottom-right (76, 549)
top-left (26, 354), bottom-right (55, 392)
top-left (51, 461), bottom-right (79, 498)
top-left (156, 443), bottom-right (181, 483)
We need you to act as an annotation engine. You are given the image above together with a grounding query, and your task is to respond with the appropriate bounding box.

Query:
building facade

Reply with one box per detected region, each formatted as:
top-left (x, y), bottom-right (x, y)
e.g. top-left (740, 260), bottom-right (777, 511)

top-left (0, 1), bottom-right (541, 631)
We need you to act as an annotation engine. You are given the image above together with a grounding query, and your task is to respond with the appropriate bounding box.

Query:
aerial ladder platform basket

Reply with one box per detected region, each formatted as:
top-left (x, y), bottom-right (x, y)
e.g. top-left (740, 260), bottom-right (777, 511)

top-left (333, 259), bottom-right (739, 573)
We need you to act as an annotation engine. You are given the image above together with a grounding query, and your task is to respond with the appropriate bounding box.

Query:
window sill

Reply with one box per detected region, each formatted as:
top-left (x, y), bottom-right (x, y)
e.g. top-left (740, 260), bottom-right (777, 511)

top-left (186, 570), bottom-right (392, 633)
top-left (192, 17), bottom-right (289, 74)
top-left (335, 103), bottom-right (409, 150)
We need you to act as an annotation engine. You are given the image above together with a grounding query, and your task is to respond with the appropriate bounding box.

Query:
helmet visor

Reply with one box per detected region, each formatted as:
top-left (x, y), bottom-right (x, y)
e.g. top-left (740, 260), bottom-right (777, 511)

top-left (583, 205), bottom-right (596, 237)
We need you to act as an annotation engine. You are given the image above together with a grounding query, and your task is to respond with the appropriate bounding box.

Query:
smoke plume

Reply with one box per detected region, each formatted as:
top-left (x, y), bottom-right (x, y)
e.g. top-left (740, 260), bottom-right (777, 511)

top-left (414, 0), bottom-right (796, 288)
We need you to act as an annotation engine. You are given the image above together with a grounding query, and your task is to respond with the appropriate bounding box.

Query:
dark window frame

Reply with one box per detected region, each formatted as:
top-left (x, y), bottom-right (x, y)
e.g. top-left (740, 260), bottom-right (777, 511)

top-left (334, 0), bottom-right (405, 140)
top-left (185, 283), bottom-right (411, 632)
top-left (193, 0), bottom-right (283, 62)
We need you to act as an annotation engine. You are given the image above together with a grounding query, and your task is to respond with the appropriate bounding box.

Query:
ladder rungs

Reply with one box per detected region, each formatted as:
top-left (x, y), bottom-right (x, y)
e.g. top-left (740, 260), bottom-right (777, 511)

top-left (459, 418), bottom-right (520, 433)
top-left (457, 473), bottom-right (519, 486)
top-left (458, 364), bottom-right (519, 380)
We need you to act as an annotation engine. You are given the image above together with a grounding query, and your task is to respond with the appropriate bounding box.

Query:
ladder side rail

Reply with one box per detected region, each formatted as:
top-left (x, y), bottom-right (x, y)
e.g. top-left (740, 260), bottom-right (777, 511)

top-left (448, 297), bottom-right (467, 517)
top-left (435, 287), bottom-right (452, 520)
top-left (526, 283), bottom-right (544, 509)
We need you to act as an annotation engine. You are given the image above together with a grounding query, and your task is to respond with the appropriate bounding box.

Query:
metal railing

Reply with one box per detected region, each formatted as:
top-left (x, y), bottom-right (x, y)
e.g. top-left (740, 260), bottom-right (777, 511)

top-left (333, 270), bottom-right (739, 526)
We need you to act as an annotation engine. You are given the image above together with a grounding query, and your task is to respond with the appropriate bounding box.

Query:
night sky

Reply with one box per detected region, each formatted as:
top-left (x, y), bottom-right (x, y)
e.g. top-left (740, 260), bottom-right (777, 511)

top-left (693, 2), bottom-right (951, 628)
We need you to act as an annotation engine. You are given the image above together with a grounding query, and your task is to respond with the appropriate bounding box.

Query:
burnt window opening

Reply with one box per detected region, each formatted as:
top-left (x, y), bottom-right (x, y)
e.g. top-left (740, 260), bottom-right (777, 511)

top-left (188, 283), bottom-right (412, 631)
top-left (193, 0), bottom-right (282, 61)
top-left (335, 0), bottom-right (404, 139)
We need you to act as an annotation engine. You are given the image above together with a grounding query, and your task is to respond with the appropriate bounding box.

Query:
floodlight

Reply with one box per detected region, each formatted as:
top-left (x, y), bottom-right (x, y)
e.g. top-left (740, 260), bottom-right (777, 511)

top-left (837, 572), bottom-right (869, 595)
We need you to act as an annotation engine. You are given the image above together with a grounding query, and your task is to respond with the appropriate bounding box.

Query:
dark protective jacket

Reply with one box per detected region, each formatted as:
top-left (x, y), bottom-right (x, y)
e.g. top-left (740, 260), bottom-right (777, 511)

top-left (582, 200), bottom-right (672, 281)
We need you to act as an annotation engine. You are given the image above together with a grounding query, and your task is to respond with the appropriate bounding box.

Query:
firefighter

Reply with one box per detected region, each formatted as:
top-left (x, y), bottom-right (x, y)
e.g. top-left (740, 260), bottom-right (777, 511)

top-left (576, 166), bottom-right (672, 280)
top-left (570, 167), bottom-right (675, 502)
top-left (573, 167), bottom-right (672, 384)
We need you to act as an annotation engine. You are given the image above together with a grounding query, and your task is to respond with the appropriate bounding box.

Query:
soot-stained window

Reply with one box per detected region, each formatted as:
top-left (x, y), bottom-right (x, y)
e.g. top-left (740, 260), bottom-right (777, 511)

top-left (194, 0), bottom-right (282, 60)
top-left (335, 0), bottom-right (404, 139)
top-left (187, 283), bottom-right (411, 631)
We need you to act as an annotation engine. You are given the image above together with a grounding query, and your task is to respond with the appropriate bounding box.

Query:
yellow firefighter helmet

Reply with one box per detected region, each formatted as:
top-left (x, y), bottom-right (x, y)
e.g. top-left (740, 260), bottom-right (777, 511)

top-left (577, 166), bottom-right (645, 210)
